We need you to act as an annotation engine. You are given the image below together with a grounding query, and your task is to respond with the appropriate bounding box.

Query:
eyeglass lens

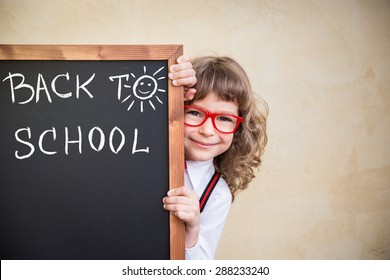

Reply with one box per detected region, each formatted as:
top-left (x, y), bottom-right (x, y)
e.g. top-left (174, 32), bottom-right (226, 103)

top-left (184, 107), bottom-right (238, 133)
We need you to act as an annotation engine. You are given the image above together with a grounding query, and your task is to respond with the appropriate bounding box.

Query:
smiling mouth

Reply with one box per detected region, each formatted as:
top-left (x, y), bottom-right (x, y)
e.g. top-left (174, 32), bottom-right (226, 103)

top-left (191, 139), bottom-right (216, 148)
top-left (138, 90), bottom-right (151, 94)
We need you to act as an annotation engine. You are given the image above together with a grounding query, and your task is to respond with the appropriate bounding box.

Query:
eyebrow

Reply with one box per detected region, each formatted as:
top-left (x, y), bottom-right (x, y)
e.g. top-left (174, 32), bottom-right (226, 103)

top-left (190, 105), bottom-right (239, 116)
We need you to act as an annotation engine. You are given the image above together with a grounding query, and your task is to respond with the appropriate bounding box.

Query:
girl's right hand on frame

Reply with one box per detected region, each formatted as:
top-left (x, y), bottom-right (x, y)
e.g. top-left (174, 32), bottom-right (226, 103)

top-left (163, 186), bottom-right (200, 248)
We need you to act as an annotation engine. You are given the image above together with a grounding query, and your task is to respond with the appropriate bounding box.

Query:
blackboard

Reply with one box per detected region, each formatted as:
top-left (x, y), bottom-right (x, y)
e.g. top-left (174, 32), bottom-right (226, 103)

top-left (0, 45), bottom-right (185, 260)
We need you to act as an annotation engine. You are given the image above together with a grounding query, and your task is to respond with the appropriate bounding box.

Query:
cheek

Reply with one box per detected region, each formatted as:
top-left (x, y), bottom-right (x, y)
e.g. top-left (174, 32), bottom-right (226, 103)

top-left (184, 125), bottom-right (197, 138)
top-left (221, 132), bottom-right (234, 142)
top-left (221, 134), bottom-right (234, 149)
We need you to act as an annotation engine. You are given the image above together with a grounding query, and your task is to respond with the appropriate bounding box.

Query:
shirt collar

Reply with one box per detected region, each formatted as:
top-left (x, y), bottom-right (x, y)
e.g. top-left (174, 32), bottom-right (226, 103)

top-left (185, 159), bottom-right (215, 192)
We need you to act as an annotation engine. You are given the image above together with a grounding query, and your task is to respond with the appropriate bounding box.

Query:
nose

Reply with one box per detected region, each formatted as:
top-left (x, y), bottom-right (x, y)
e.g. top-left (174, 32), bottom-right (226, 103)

top-left (199, 117), bottom-right (215, 136)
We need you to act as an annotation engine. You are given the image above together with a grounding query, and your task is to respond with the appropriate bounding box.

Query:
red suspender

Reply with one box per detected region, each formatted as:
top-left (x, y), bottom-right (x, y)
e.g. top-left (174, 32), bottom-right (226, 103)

top-left (199, 171), bottom-right (221, 213)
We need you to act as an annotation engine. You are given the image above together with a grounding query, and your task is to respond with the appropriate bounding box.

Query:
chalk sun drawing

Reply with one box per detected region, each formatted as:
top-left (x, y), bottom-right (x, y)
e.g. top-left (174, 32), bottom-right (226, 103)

top-left (120, 66), bottom-right (166, 112)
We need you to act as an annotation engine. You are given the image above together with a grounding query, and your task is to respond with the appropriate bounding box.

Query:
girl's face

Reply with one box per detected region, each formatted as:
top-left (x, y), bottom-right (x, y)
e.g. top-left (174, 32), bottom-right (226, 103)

top-left (184, 91), bottom-right (239, 162)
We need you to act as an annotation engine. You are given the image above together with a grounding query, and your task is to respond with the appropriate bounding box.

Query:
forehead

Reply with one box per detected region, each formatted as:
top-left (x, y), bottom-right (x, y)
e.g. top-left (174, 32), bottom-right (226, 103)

top-left (191, 91), bottom-right (238, 114)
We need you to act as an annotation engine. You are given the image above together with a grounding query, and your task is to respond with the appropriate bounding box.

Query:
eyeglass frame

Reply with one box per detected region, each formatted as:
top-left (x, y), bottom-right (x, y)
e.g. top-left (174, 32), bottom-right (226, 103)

top-left (184, 105), bottom-right (243, 134)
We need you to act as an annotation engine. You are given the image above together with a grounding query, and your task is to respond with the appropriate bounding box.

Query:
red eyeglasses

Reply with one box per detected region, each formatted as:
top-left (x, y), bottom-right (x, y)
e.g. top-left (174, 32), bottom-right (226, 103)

top-left (184, 105), bottom-right (243, 134)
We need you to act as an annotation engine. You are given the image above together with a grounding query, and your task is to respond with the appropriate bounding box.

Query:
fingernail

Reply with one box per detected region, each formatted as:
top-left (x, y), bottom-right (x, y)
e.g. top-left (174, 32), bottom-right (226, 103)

top-left (168, 73), bottom-right (174, 79)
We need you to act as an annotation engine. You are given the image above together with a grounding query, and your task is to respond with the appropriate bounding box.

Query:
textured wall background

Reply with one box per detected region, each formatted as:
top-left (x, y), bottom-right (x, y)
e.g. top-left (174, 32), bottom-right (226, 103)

top-left (1, 0), bottom-right (389, 259)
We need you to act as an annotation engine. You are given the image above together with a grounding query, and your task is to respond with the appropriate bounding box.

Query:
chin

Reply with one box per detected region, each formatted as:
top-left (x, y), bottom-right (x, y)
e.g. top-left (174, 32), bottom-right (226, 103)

top-left (185, 153), bottom-right (214, 162)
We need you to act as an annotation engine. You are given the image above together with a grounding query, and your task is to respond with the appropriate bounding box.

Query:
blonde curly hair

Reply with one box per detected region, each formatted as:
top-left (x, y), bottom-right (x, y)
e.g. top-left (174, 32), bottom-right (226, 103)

top-left (186, 56), bottom-right (268, 201)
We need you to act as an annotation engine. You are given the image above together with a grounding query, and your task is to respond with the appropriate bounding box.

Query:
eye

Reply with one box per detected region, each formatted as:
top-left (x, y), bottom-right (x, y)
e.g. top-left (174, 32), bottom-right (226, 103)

top-left (185, 107), bottom-right (206, 119)
top-left (216, 115), bottom-right (234, 122)
top-left (186, 110), bottom-right (202, 117)
top-left (140, 82), bottom-right (144, 86)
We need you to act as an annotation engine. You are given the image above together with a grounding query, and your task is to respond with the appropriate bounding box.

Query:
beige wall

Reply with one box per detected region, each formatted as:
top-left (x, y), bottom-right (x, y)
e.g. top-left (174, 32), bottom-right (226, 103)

top-left (1, 0), bottom-right (389, 259)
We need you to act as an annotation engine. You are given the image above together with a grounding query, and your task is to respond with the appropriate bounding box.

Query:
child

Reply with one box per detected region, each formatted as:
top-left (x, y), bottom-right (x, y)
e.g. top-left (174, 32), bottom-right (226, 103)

top-left (165, 56), bottom-right (268, 259)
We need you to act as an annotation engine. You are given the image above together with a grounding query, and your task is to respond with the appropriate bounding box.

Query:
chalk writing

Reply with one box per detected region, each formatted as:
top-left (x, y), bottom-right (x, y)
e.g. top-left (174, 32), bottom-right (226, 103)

top-left (1, 65), bottom-right (166, 160)
top-left (2, 72), bottom-right (95, 104)
top-left (109, 66), bottom-right (166, 112)
top-left (14, 126), bottom-right (149, 160)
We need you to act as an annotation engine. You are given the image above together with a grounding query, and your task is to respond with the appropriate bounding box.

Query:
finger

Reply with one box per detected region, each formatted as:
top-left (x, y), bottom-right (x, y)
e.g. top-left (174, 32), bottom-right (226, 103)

top-left (168, 186), bottom-right (197, 198)
top-left (163, 202), bottom-right (196, 212)
top-left (177, 55), bottom-right (191, 64)
top-left (163, 201), bottom-right (199, 222)
top-left (167, 186), bottom-right (185, 196)
top-left (184, 88), bottom-right (197, 101)
top-left (164, 195), bottom-right (197, 206)
top-left (170, 73), bottom-right (196, 86)
top-left (170, 210), bottom-right (192, 222)
top-left (171, 210), bottom-right (199, 223)
top-left (170, 68), bottom-right (195, 80)
top-left (167, 186), bottom-right (184, 196)
top-left (164, 207), bottom-right (199, 220)
top-left (172, 77), bottom-right (197, 88)
top-left (169, 61), bottom-right (193, 74)
top-left (169, 70), bottom-right (195, 84)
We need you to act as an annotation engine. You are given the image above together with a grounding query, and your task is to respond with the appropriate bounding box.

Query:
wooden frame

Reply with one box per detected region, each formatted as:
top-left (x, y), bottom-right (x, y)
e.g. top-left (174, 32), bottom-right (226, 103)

top-left (0, 44), bottom-right (185, 260)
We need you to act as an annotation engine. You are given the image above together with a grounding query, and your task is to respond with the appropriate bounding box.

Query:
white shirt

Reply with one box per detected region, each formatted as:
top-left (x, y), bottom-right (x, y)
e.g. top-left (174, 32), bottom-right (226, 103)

top-left (184, 159), bottom-right (232, 260)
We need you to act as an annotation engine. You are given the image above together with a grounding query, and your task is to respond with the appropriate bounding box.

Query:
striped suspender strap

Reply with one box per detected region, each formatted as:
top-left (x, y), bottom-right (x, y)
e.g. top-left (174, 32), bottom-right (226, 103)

top-left (199, 170), bottom-right (221, 213)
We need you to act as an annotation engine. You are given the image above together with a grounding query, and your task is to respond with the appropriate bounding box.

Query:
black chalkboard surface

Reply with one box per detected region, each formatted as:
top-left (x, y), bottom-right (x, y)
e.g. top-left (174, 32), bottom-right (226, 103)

top-left (0, 45), bottom-right (185, 260)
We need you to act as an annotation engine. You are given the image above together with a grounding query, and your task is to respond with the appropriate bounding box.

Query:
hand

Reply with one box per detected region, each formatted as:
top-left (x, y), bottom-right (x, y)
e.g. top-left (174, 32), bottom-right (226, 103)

top-left (163, 186), bottom-right (200, 248)
top-left (169, 55), bottom-right (197, 101)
